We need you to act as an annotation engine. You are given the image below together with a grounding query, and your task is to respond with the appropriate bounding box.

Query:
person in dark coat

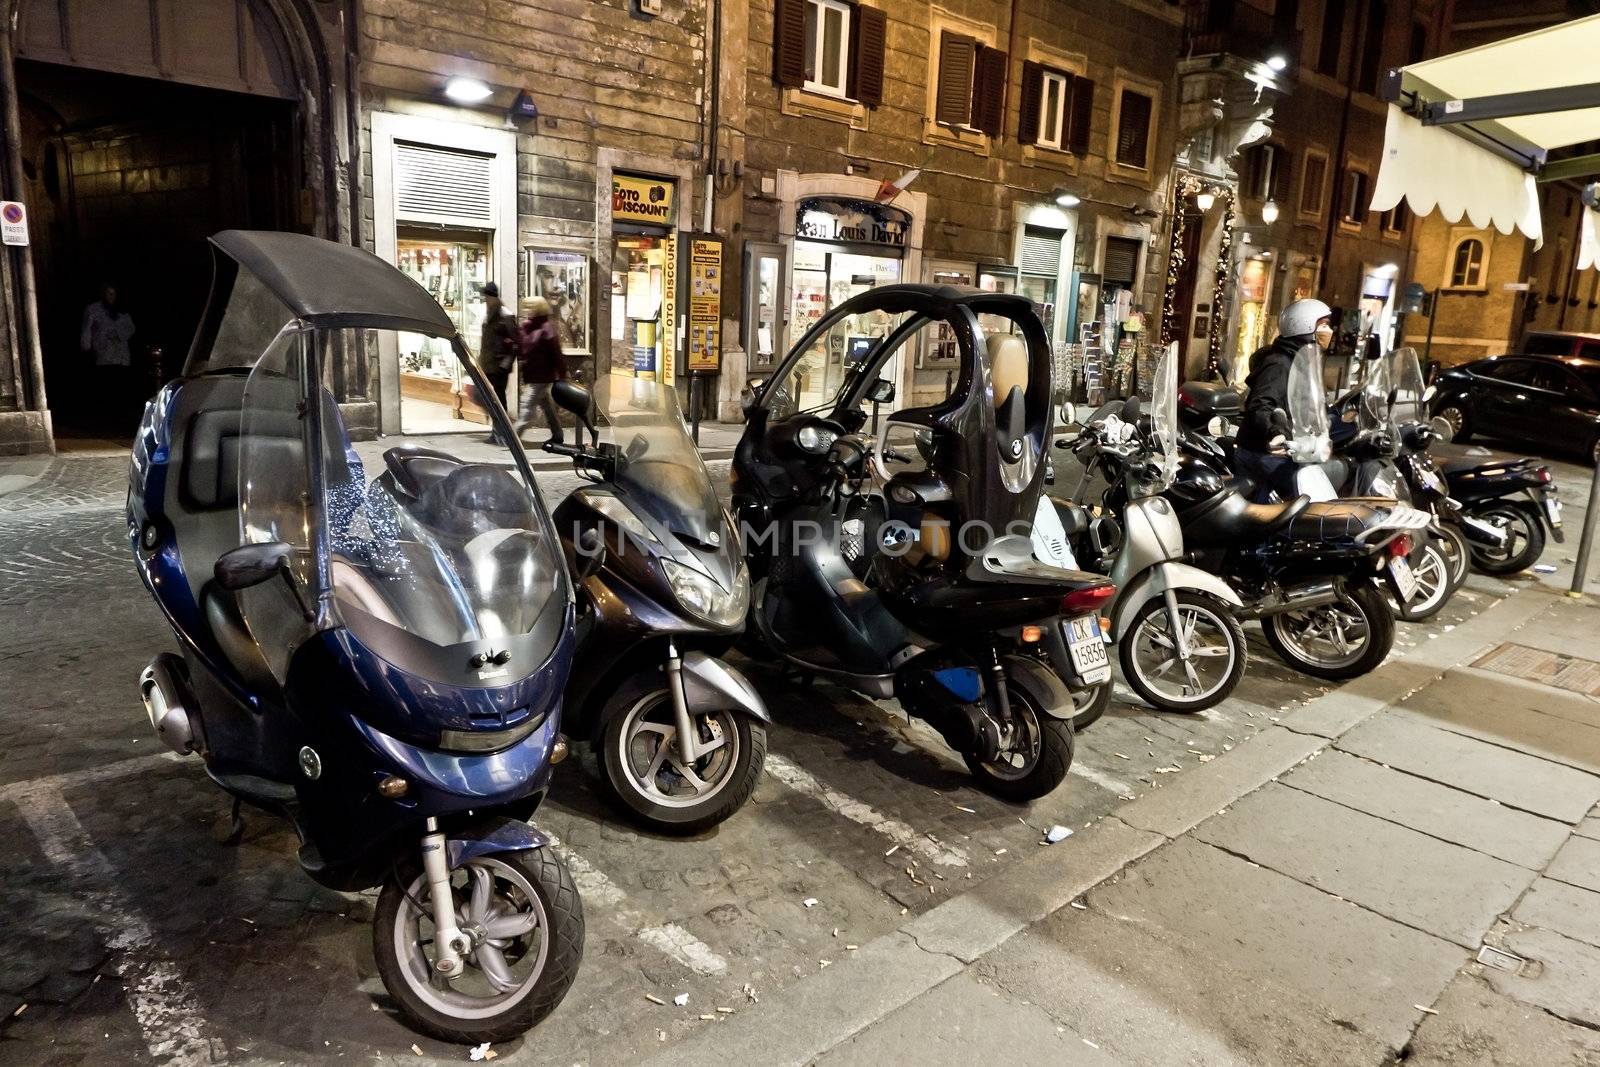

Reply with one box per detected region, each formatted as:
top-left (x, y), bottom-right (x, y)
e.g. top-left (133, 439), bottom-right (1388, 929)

top-left (513, 296), bottom-right (568, 444)
top-left (478, 282), bottom-right (519, 445)
top-left (1235, 298), bottom-right (1334, 502)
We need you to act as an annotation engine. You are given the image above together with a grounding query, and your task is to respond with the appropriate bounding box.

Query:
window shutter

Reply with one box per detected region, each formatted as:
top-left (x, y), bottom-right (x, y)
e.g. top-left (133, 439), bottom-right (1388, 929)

top-left (1103, 236), bottom-right (1140, 286)
top-left (849, 5), bottom-right (887, 107)
top-left (1017, 60), bottom-right (1044, 144)
top-left (773, 0), bottom-right (806, 88)
top-left (1067, 76), bottom-right (1094, 155)
top-left (1020, 226), bottom-right (1065, 275)
top-left (395, 143), bottom-right (494, 223)
top-left (971, 46), bottom-right (1007, 136)
top-left (1115, 89), bottom-right (1152, 167)
top-left (936, 32), bottom-right (975, 127)
top-left (1271, 148), bottom-right (1292, 203)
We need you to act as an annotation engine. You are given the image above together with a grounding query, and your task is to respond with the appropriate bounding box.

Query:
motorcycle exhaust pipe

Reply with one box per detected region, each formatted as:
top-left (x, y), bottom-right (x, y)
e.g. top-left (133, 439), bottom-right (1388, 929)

top-left (1240, 579), bottom-right (1340, 619)
top-left (139, 653), bottom-right (198, 756)
top-left (1457, 513), bottom-right (1510, 549)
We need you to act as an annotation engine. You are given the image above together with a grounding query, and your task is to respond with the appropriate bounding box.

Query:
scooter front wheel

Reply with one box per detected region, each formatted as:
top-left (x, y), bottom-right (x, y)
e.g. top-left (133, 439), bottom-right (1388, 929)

top-left (1437, 522), bottom-right (1471, 590)
top-left (374, 848), bottom-right (583, 1044)
top-left (600, 687), bottom-right (767, 835)
top-left (1118, 592), bottom-right (1246, 713)
top-left (962, 681), bottom-right (1073, 802)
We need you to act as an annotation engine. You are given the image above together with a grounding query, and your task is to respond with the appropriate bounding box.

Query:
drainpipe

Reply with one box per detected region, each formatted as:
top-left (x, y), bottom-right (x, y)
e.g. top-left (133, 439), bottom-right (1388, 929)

top-left (1003, 0), bottom-right (1023, 119)
top-left (0, 8), bottom-right (48, 430)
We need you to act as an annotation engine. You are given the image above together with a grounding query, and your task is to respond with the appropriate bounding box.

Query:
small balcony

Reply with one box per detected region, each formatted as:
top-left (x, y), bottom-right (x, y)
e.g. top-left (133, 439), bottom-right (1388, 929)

top-left (1182, 0), bottom-right (1302, 68)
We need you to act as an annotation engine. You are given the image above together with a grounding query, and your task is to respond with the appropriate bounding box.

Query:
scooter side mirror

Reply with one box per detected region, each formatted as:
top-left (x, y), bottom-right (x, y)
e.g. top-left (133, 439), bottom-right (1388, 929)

top-left (866, 378), bottom-right (895, 404)
top-left (574, 526), bottom-right (607, 581)
top-left (1429, 415), bottom-right (1455, 442)
top-left (552, 380), bottom-right (597, 434)
top-left (215, 541), bottom-right (293, 591)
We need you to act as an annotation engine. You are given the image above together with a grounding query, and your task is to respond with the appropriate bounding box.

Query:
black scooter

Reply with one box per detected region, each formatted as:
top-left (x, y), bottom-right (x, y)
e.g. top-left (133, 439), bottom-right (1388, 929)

top-left (543, 377), bottom-right (769, 834)
top-left (737, 285), bottom-right (1115, 801)
top-left (1432, 441), bottom-right (1562, 575)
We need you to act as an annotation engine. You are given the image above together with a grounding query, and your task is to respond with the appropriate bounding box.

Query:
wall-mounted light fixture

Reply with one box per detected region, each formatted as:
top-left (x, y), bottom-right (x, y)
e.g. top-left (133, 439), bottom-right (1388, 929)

top-left (1055, 192), bottom-right (1081, 207)
top-left (444, 76), bottom-right (493, 104)
top-left (1266, 54), bottom-right (1288, 72)
top-left (1261, 199), bottom-right (1280, 224)
top-left (1196, 190), bottom-right (1216, 211)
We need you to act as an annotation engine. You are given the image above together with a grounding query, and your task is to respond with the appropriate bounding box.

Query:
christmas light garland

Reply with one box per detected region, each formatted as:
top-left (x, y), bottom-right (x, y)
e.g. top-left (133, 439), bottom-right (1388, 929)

top-left (1160, 173), bottom-right (1237, 379)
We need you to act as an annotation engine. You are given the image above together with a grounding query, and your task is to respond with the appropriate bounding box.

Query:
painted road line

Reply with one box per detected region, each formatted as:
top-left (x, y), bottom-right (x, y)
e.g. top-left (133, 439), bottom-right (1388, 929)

top-left (0, 750), bottom-right (182, 801)
top-left (1069, 758), bottom-right (1137, 798)
top-left (10, 782), bottom-right (220, 1066)
top-left (764, 754), bottom-right (969, 867)
top-left (543, 830), bottom-right (728, 977)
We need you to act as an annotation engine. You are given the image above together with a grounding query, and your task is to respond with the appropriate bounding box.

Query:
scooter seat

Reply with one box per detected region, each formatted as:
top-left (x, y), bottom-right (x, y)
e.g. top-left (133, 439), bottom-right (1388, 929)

top-left (1187, 494), bottom-right (1310, 544)
top-left (1434, 449), bottom-right (1532, 476)
top-left (1282, 499), bottom-right (1390, 541)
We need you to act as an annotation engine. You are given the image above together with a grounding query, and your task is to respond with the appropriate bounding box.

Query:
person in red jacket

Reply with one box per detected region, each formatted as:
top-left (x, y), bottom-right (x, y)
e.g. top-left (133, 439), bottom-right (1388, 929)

top-left (514, 296), bottom-right (568, 444)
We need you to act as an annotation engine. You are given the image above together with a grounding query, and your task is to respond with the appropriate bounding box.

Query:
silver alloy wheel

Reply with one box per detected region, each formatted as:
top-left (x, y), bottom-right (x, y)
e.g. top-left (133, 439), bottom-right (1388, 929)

top-left (1128, 600), bottom-right (1236, 705)
top-left (1396, 542), bottom-right (1451, 617)
top-left (1436, 406), bottom-right (1466, 438)
top-left (393, 856), bottom-right (550, 1021)
top-left (615, 691), bottom-right (740, 809)
top-left (1439, 525), bottom-right (1470, 588)
top-left (1474, 508), bottom-right (1531, 568)
top-left (1270, 596), bottom-right (1373, 671)
top-left (978, 685), bottom-right (1044, 782)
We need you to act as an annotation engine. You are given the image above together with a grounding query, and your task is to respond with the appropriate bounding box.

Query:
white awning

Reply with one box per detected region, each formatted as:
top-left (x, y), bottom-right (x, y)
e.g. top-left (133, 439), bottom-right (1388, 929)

top-left (1374, 14), bottom-right (1600, 249)
top-left (1580, 208), bottom-right (1600, 272)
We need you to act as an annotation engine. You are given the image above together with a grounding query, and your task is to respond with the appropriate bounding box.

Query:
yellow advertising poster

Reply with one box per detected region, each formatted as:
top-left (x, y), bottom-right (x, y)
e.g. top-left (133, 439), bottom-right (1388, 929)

top-left (686, 237), bottom-right (722, 373)
top-left (659, 232), bottom-right (678, 380)
top-left (612, 173), bottom-right (675, 226)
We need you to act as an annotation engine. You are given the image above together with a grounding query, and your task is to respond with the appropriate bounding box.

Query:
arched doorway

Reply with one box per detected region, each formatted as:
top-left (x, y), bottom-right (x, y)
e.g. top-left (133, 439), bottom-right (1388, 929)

top-left (11, 0), bottom-right (331, 445)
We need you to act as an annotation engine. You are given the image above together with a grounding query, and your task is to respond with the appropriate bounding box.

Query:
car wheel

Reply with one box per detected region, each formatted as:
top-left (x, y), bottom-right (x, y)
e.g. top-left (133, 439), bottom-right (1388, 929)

top-left (1435, 404), bottom-right (1470, 443)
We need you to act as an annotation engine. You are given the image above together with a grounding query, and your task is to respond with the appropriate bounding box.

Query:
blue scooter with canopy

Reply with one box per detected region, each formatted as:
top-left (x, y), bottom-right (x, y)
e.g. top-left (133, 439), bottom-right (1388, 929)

top-left (128, 231), bottom-right (582, 1044)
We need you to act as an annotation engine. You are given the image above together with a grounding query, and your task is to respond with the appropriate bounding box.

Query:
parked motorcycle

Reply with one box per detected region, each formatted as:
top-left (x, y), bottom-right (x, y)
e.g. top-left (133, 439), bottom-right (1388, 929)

top-left (1044, 344), bottom-right (1248, 713)
top-left (541, 374), bottom-right (768, 834)
top-left (736, 285), bottom-right (1115, 800)
top-left (1431, 440), bottom-right (1562, 575)
top-left (129, 231), bottom-right (582, 1043)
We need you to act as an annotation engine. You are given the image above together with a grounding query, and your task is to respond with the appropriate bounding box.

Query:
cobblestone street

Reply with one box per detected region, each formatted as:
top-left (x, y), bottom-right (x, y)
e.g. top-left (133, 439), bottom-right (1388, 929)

top-left (0, 449), bottom-right (1591, 1065)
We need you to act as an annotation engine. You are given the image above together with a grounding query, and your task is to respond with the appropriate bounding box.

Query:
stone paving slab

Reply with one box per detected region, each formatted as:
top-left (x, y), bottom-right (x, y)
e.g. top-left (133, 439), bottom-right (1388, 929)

top-left (1336, 714), bottom-right (1600, 823)
top-left (1404, 973), bottom-right (1600, 1067)
top-left (1396, 669), bottom-right (1600, 775)
top-left (1579, 813), bottom-right (1600, 841)
top-left (813, 969), bottom-right (1116, 1067)
top-left (1282, 748), bottom-right (1571, 870)
top-left (1513, 878), bottom-right (1600, 950)
top-left (1484, 925), bottom-right (1600, 1032)
top-left (1193, 781), bottom-right (1532, 948)
top-left (1545, 835), bottom-right (1600, 893)
top-left (974, 837), bottom-right (1465, 1065)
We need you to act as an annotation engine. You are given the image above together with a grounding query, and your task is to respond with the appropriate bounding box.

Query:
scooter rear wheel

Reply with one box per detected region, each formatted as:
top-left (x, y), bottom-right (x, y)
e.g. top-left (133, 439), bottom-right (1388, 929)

top-left (962, 682), bottom-right (1074, 802)
top-left (1437, 523), bottom-right (1471, 590)
top-left (1391, 537), bottom-right (1455, 622)
top-left (1468, 504), bottom-right (1544, 575)
top-left (374, 847), bottom-right (583, 1044)
top-left (1262, 583), bottom-right (1394, 681)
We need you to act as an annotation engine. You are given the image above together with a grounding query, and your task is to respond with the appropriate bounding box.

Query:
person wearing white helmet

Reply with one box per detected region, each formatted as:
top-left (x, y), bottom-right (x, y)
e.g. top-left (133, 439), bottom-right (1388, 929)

top-left (1235, 297), bottom-right (1334, 500)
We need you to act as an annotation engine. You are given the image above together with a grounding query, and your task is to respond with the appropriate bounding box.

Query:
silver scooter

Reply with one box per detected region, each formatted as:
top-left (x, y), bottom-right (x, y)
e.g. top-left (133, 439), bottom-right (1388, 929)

top-left (1038, 345), bottom-right (1247, 713)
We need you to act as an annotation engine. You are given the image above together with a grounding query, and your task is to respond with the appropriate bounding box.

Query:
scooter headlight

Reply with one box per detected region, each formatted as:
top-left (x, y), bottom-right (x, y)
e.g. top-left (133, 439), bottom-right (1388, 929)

top-left (662, 559), bottom-right (749, 627)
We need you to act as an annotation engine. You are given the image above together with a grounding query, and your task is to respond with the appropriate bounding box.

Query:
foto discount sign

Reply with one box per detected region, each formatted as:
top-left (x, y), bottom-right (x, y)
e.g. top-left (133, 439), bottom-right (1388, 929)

top-left (612, 174), bottom-right (674, 225)
top-left (1, 201), bottom-right (27, 246)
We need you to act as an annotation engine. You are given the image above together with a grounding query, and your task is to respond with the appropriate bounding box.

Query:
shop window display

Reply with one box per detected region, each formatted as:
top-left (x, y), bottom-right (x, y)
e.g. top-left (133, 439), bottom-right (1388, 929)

top-left (786, 242), bottom-right (901, 411)
top-left (395, 235), bottom-right (493, 434)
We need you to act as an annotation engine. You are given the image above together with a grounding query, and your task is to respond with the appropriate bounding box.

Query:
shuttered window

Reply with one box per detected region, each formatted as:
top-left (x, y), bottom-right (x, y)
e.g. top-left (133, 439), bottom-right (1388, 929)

top-left (395, 142), bottom-right (494, 223)
top-left (1339, 167), bottom-right (1370, 225)
top-left (1068, 77), bottom-right (1094, 155)
top-left (1300, 151), bottom-right (1327, 215)
top-left (1114, 88), bottom-right (1153, 169)
top-left (774, 0), bottom-right (887, 110)
top-left (1020, 226), bottom-right (1065, 276)
top-left (1037, 69), bottom-right (1069, 149)
top-left (848, 6), bottom-right (886, 107)
top-left (1103, 236), bottom-right (1140, 287)
top-left (803, 0), bottom-right (852, 98)
top-left (971, 45), bottom-right (1006, 136)
top-left (935, 32), bottom-right (976, 127)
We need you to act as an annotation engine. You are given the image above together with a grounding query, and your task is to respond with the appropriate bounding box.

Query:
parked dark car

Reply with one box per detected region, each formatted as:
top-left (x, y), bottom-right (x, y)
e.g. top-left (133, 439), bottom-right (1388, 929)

top-left (1521, 331), bottom-right (1600, 360)
top-left (1430, 353), bottom-right (1600, 464)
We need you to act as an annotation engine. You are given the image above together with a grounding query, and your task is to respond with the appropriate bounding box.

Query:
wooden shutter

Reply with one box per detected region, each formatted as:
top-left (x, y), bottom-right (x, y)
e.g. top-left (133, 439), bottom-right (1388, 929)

top-left (1017, 60), bottom-right (1044, 144)
top-left (936, 32), bottom-right (975, 127)
top-left (849, 5), bottom-right (887, 107)
top-left (1115, 89), bottom-right (1152, 167)
top-left (1103, 236), bottom-right (1140, 286)
top-left (971, 45), bottom-right (1007, 136)
top-left (774, 0), bottom-right (806, 88)
top-left (1271, 147), bottom-right (1292, 203)
top-left (1067, 76), bottom-right (1094, 155)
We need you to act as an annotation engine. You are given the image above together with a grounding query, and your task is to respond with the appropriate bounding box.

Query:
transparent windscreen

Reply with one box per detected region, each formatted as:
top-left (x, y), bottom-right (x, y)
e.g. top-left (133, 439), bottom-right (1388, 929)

top-left (1152, 341), bottom-right (1179, 485)
top-left (594, 375), bottom-right (724, 545)
top-left (315, 329), bottom-right (563, 659)
top-left (1287, 342), bottom-right (1331, 464)
top-left (1388, 347), bottom-right (1427, 430)
top-left (1358, 354), bottom-right (1391, 433)
top-left (766, 307), bottom-right (915, 419)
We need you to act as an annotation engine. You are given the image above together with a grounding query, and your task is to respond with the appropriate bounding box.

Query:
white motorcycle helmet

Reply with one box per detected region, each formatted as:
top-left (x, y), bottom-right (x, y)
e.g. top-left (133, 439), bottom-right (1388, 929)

top-left (1279, 298), bottom-right (1332, 342)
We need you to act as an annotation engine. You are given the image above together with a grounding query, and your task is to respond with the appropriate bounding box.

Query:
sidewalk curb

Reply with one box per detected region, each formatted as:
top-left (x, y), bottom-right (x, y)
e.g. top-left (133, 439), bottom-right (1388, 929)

top-left (638, 586), bottom-right (1565, 1067)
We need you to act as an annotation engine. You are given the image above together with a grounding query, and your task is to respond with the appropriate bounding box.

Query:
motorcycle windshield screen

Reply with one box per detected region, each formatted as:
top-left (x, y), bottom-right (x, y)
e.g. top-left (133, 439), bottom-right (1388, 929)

top-left (311, 329), bottom-right (565, 665)
top-left (1287, 342), bottom-right (1331, 464)
top-left (1151, 341), bottom-right (1180, 487)
top-left (596, 376), bottom-right (724, 548)
top-left (1388, 347), bottom-right (1427, 431)
top-left (1358, 353), bottom-right (1391, 434)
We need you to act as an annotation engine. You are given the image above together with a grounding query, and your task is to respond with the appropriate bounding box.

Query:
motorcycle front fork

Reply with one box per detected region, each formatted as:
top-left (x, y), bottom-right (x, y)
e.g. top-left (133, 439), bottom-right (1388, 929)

top-left (665, 638), bottom-right (707, 762)
top-left (1162, 585), bottom-right (1195, 664)
top-left (421, 816), bottom-right (471, 977)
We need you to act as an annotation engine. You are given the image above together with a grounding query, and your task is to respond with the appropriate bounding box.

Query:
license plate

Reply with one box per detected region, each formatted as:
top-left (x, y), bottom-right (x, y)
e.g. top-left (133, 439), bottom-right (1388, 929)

top-left (1545, 496), bottom-right (1563, 528)
top-left (1067, 614), bottom-right (1110, 681)
top-left (1389, 555), bottom-right (1418, 602)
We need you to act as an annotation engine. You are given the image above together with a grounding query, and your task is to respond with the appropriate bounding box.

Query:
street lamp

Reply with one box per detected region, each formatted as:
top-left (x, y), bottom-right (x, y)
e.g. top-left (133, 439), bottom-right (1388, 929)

top-left (444, 76), bottom-right (494, 103)
top-left (1266, 54), bottom-right (1288, 72)
top-left (1196, 190), bottom-right (1216, 211)
top-left (1261, 199), bottom-right (1280, 224)
top-left (1055, 192), bottom-right (1081, 207)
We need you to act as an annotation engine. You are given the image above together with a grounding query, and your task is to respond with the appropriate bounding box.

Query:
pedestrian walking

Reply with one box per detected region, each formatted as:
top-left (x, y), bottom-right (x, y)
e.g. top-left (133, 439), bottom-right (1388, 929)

top-left (514, 295), bottom-right (568, 444)
top-left (80, 282), bottom-right (136, 430)
top-left (1235, 297), bottom-right (1334, 502)
top-left (478, 281), bottom-right (518, 445)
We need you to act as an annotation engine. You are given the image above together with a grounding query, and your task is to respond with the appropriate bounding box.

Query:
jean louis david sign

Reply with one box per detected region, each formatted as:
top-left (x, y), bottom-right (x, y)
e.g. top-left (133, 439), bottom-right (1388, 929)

top-left (796, 197), bottom-right (910, 249)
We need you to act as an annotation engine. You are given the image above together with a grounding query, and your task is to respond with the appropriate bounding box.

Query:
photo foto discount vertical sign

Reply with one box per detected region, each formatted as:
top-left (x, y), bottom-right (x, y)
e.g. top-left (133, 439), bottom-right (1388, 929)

top-left (687, 236), bottom-right (722, 373)
top-left (1, 202), bottom-right (28, 246)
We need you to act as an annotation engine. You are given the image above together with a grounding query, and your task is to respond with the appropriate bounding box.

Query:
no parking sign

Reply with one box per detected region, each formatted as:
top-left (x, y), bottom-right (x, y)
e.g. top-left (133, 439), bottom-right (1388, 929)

top-left (1, 201), bottom-right (27, 246)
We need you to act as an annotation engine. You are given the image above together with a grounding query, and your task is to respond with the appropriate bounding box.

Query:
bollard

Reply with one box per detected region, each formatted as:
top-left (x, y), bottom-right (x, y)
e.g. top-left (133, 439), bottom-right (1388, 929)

top-left (1569, 459), bottom-right (1600, 597)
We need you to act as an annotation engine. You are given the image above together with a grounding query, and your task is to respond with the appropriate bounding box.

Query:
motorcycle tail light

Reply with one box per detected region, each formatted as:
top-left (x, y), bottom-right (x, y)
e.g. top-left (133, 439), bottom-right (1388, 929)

top-left (1536, 467), bottom-right (1552, 484)
top-left (1389, 533), bottom-right (1413, 559)
top-left (1061, 583), bottom-right (1116, 615)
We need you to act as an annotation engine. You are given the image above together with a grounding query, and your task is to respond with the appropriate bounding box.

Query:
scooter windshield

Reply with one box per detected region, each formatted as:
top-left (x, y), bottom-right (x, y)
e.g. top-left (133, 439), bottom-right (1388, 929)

top-left (1358, 354), bottom-right (1391, 434)
top-left (1151, 341), bottom-right (1180, 487)
top-left (595, 376), bottom-right (724, 547)
top-left (1387, 347), bottom-right (1427, 431)
top-left (1287, 342), bottom-right (1331, 464)
top-left (297, 328), bottom-right (564, 668)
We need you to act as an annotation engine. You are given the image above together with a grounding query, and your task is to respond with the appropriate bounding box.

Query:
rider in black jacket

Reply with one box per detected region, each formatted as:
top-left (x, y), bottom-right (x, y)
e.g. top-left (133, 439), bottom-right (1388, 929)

top-left (1236, 298), bottom-right (1333, 501)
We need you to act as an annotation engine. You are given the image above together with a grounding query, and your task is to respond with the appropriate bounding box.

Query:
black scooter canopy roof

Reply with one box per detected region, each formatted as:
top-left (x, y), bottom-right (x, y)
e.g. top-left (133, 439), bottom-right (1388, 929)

top-left (210, 230), bottom-right (457, 337)
top-left (821, 283), bottom-right (1036, 322)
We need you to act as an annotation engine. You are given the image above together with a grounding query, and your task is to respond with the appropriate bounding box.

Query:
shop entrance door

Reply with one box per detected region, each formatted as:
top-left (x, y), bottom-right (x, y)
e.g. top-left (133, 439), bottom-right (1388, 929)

top-left (395, 231), bottom-right (494, 434)
top-left (789, 242), bottom-right (904, 412)
top-left (744, 242), bottom-right (788, 376)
